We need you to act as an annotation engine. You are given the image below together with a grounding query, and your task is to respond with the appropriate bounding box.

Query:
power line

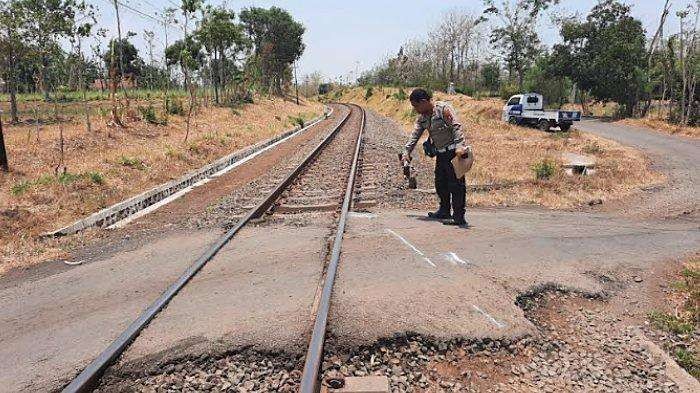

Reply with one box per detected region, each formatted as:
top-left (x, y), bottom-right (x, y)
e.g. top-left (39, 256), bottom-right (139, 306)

top-left (101, 0), bottom-right (184, 34)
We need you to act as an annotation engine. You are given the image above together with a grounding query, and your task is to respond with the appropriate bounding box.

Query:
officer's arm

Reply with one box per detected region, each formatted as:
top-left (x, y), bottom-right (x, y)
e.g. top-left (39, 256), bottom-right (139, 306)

top-left (403, 119), bottom-right (425, 157)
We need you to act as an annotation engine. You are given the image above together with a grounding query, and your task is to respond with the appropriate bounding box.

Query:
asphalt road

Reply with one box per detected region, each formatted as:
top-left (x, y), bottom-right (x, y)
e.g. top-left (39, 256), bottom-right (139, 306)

top-left (577, 119), bottom-right (699, 218)
top-left (0, 116), bottom-right (697, 392)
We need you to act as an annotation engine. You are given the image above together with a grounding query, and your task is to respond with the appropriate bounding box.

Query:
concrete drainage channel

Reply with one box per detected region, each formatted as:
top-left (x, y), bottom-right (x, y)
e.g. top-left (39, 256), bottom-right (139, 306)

top-left (42, 107), bottom-right (332, 237)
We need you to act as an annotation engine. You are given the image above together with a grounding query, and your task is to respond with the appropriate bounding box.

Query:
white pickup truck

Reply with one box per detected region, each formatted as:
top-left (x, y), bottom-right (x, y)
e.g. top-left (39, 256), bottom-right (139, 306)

top-left (502, 93), bottom-right (581, 131)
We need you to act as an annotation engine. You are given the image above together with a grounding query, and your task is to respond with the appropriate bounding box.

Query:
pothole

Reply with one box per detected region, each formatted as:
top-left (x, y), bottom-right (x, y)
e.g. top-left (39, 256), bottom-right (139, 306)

top-left (97, 289), bottom-right (680, 392)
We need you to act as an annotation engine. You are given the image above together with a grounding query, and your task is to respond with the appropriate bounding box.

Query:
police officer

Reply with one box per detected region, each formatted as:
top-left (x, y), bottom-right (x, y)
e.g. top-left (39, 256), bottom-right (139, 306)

top-left (403, 88), bottom-right (468, 227)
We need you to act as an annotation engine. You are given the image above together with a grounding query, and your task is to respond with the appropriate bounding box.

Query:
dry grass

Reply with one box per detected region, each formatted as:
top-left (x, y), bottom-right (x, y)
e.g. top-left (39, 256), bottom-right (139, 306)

top-left (341, 86), bottom-right (663, 208)
top-left (0, 96), bottom-right (323, 274)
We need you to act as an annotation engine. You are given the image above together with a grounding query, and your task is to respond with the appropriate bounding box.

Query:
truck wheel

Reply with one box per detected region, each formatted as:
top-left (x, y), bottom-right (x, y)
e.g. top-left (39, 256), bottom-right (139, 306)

top-left (559, 124), bottom-right (571, 132)
top-left (508, 116), bottom-right (518, 125)
top-left (538, 120), bottom-right (550, 132)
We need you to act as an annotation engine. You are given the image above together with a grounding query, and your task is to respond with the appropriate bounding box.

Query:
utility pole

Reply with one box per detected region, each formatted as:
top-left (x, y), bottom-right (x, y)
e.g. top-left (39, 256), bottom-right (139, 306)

top-left (0, 110), bottom-right (9, 172)
top-left (294, 60), bottom-right (300, 105)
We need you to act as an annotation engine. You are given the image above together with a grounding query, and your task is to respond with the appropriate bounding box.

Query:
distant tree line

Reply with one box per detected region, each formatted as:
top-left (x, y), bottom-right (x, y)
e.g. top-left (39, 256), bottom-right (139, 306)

top-left (358, 0), bottom-right (699, 125)
top-left (0, 0), bottom-right (306, 124)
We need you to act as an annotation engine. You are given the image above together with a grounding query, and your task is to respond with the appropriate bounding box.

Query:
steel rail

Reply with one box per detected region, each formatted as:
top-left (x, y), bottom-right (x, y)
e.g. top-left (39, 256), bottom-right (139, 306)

top-left (300, 104), bottom-right (366, 393)
top-left (62, 105), bottom-right (353, 393)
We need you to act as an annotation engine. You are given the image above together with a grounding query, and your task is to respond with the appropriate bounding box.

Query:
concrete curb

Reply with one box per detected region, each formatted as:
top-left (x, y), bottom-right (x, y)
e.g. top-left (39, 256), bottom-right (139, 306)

top-left (43, 107), bottom-right (331, 237)
top-left (633, 328), bottom-right (700, 392)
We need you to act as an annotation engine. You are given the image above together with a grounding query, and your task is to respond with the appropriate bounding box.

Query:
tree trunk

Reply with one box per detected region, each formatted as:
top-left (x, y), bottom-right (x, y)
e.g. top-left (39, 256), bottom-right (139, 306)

top-left (0, 112), bottom-right (8, 172)
top-left (9, 76), bottom-right (19, 124)
top-left (219, 50), bottom-right (226, 104)
top-left (213, 51), bottom-right (219, 105)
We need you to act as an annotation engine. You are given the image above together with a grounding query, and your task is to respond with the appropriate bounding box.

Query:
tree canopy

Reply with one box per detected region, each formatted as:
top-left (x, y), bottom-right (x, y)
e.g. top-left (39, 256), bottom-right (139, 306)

top-left (551, 0), bottom-right (647, 115)
top-left (240, 6), bottom-right (305, 94)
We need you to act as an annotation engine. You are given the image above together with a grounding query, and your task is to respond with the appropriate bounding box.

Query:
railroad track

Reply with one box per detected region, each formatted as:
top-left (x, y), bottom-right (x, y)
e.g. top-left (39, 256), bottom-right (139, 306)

top-left (62, 103), bottom-right (369, 392)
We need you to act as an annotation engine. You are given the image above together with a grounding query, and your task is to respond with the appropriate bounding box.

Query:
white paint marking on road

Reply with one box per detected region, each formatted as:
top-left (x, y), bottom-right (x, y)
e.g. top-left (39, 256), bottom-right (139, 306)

top-left (445, 252), bottom-right (470, 266)
top-left (386, 229), bottom-right (436, 267)
top-left (107, 120), bottom-right (320, 230)
top-left (349, 212), bottom-right (377, 219)
top-left (472, 304), bottom-right (506, 329)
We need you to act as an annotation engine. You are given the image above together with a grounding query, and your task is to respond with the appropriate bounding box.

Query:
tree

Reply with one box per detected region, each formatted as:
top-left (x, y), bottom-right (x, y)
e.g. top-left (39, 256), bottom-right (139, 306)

top-left (299, 71), bottom-right (323, 97)
top-left (15, 0), bottom-right (88, 101)
top-left (524, 54), bottom-right (571, 107)
top-left (0, 0), bottom-right (29, 123)
top-left (480, 62), bottom-right (501, 93)
top-left (240, 6), bottom-right (305, 94)
top-left (196, 5), bottom-right (246, 104)
top-left (551, 0), bottom-right (647, 116)
top-left (179, 0), bottom-right (203, 142)
top-left (428, 9), bottom-right (484, 88)
top-left (103, 37), bottom-right (143, 79)
top-left (165, 36), bottom-right (204, 72)
top-left (0, 109), bottom-right (8, 171)
top-left (482, 0), bottom-right (559, 89)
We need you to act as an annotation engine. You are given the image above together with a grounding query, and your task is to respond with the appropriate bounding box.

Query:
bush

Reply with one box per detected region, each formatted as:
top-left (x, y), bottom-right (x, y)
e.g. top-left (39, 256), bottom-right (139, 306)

top-left (85, 171), bottom-right (105, 185)
top-left (455, 85), bottom-right (476, 96)
top-left (499, 83), bottom-right (520, 100)
top-left (10, 181), bottom-right (31, 196)
top-left (58, 172), bottom-right (81, 185)
top-left (166, 96), bottom-right (185, 116)
top-left (138, 104), bottom-right (166, 125)
top-left (289, 115), bottom-right (305, 128)
top-left (531, 158), bottom-right (557, 180)
top-left (364, 86), bottom-right (374, 100)
top-left (392, 88), bottom-right (407, 101)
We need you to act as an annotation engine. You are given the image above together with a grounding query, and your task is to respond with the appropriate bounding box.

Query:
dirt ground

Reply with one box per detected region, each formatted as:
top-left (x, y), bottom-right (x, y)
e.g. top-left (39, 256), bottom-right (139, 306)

top-left (0, 96), bottom-right (323, 274)
top-left (338, 87), bottom-right (663, 209)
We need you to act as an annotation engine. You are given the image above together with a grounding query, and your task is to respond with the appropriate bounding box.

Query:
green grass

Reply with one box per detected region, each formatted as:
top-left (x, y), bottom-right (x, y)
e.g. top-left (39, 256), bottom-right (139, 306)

top-left (531, 158), bottom-right (557, 180)
top-left (117, 156), bottom-right (146, 170)
top-left (648, 311), bottom-right (694, 335)
top-left (87, 171), bottom-right (105, 184)
top-left (10, 181), bottom-right (31, 196)
top-left (57, 172), bottom-right (81, 185)
top-left (674, 349), bottom-right (700, 378)
top-left (10, 170), bottom-right (106, 196)
top-left (648, 258), bottom-right (699, 379)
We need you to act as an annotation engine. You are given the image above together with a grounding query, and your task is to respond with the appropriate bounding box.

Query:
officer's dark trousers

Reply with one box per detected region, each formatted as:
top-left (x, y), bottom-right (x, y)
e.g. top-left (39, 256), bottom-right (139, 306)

top-left (434, 150), bottom-right (466, 221)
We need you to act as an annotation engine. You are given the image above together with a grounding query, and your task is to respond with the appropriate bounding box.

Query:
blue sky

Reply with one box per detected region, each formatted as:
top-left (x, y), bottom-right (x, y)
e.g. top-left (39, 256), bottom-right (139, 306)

top-left (90, 1), bottom-right (694, 81)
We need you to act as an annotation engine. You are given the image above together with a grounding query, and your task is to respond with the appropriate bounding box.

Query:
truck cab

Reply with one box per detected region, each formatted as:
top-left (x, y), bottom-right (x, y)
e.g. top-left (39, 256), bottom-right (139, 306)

top-left (502, 93), bottom-right (581, 132)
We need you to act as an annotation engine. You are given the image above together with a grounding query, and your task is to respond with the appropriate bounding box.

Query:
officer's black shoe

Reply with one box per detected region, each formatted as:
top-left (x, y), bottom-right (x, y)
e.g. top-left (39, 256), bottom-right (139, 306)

top-left (443, 219), bottom-right (469, 228)
top-left (428, 210), bottom-right (451, 220)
